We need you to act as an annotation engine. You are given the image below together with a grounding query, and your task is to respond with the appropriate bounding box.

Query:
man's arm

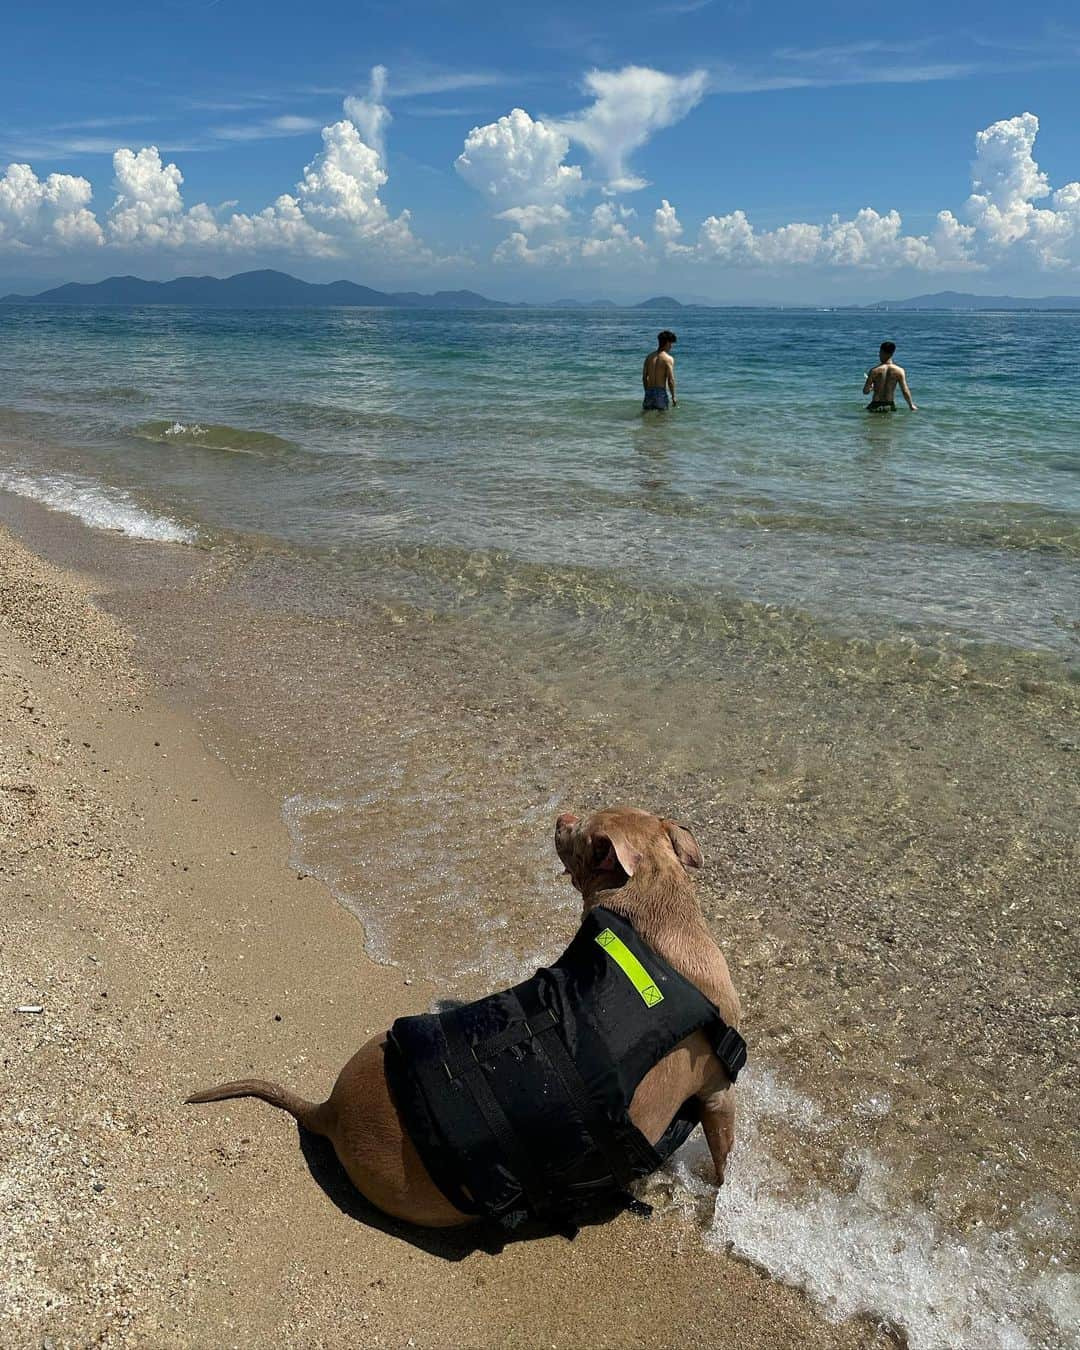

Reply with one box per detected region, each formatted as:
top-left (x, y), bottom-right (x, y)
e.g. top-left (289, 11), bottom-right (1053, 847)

top-left (863, 367), bottom-right (876, 396)
top-left (643, 356), bottom-right (650, 390)
top-left (666, 355), bottom-right (677, 405)
top-left (897, 368), bottom-right (918, 410)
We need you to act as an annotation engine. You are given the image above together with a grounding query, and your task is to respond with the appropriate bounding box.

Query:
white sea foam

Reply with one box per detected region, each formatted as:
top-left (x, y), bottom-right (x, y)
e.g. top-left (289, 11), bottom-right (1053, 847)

top-left (0, 470), bottom-right (194, 544)
top-left (653, 1067), bottom-right (1079, 1350)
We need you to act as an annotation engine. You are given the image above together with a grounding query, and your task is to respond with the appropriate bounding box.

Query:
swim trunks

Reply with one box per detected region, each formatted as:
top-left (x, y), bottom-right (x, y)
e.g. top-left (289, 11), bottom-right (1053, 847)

top-left (642, 388), bottom-right (670, 411)
top-left (867, 400), bottom-right (896, 413)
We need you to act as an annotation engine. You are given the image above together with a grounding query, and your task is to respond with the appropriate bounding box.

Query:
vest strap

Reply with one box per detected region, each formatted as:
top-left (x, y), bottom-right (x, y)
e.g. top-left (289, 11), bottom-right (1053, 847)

top-left (469, 1009), bottom-right (556, 1063)
top-left (439, 1006), bottom-right (572, 1234)
top-left (511, 980), bottom-right (640, 1197)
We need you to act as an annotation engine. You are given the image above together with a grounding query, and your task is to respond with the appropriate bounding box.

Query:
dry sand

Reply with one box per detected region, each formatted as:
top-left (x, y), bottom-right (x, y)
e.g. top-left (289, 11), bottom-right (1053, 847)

top-left (0, 523), bottom-right (894, 1348)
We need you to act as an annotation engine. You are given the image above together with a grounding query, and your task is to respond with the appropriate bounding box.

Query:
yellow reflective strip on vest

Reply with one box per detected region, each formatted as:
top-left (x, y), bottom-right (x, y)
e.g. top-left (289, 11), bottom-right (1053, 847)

top-left (595, 928), bottom-right (665, 1007)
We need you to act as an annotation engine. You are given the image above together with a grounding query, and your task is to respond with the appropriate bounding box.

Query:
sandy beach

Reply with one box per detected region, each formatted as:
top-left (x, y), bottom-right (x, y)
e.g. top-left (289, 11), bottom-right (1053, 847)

top-left (0, 518), bottom-right (902, 1348)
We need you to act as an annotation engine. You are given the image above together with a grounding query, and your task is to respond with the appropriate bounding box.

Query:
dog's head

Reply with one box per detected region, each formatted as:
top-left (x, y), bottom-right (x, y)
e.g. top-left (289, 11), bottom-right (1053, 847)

top-left (554, 806), bottom-right (703, 902)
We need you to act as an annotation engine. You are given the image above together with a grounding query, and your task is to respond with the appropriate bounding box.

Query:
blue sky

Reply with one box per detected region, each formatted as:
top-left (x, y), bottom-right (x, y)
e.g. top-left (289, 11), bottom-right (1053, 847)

top-left (2, 0), bottom-right (1079, 301)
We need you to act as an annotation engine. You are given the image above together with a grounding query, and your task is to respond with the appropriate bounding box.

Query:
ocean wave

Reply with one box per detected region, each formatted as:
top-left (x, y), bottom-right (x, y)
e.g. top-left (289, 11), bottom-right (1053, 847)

top-left (132, 419), bottom-right (295, 456)
top-left (570, 482), bottom-right (1080, 559)
top-left (651, 1069), bottom-right (1078, 1350)
top-left (718, 502), bottom-right (1080, 560)
top-left (0, 470), bottom-right (194, 543)
top-left (251, 398), bottom-right (434, 435)
top-left (77, 385), bottom-right (147, 404)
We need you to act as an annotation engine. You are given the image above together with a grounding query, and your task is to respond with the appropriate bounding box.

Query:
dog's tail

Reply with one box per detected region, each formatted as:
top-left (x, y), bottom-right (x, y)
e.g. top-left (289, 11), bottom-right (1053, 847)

top-left (185, 1079), bottom-right (331, 1134)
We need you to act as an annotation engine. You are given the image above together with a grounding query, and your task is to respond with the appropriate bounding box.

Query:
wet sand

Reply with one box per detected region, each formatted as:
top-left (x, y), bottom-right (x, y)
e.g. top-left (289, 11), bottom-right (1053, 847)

top-left (0, 519), bottom-right (897, 1348)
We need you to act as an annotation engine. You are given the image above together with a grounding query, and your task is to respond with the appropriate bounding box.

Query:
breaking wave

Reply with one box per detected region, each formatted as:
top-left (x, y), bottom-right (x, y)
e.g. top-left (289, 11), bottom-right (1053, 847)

top-left (0, 470), bottom-right (195, 543)
top-left (132, 419), bottom-right (295, 456)
top-left (650, 1069), bottom-right (1078, 1350)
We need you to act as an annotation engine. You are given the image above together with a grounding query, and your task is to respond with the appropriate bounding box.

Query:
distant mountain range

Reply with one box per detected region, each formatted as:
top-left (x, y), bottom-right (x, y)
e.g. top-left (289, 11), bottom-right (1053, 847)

top-left (9, 272), bottom-right (1069, 312)
top-left (0, 269), bottom-right (690, 311)
top-left (859, 290), bottom-right (1080, 311)
top-left (0, 269), bottom-right (512, 310)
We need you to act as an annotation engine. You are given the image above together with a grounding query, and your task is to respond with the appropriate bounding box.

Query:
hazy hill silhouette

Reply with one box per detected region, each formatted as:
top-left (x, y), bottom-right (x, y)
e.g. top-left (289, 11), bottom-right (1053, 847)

top-left (861, 290), bottom-right (1080, 311)
top-left (0, 269), bottom-right (514, 309)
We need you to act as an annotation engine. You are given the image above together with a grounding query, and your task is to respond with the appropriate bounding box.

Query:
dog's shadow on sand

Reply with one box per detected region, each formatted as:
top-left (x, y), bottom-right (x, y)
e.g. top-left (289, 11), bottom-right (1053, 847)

top-left (300, 1128), bottom-right (562, 1259)
top-left (298, 1127), bottom-right (628, 1259)
top-left (297, 1128), bottom-right (493, 1259)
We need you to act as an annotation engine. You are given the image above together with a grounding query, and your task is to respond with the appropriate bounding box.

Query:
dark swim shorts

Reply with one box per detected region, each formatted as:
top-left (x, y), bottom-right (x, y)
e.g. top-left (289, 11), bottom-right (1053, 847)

top-left (867, 400), bottom-right (897, 413)
top-left (643, 388), bottom-right (670, 411)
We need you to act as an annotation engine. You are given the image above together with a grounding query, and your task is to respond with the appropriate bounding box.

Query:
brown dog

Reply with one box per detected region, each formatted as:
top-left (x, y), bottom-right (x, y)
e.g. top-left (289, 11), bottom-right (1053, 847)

top-left (187, 806), bottom-right (742, 1227)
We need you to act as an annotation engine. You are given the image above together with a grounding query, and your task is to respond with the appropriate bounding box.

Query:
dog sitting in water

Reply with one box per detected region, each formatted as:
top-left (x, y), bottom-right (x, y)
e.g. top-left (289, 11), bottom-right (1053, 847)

top-left (187, 807), bottom-right (745, 1232)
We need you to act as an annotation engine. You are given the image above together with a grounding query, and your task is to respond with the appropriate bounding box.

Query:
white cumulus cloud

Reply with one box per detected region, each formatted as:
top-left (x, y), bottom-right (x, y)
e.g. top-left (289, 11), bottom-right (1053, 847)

top-left (458, 67), bottom-right (705, 264)
top-left (103, 135), bottom-right (397, 257)
top-left (691, 205), bottom-right (943, 268)
top-left (462, 99), bottom-right (1077, 275)
top-left (580, 201), bottom-right (646, 258)
top-left (493, 230), bottom-right (572, 266)
top-left (654, 197), bottom-right (693, 256)
top-left (108, 147), bottom-right (209, 247)
top-left (928, 209), bottom-right (976, 266)
top-left (666, 110), bottom-right (1078, 274)
top-left (964, 112), bottom-right (1080, 266)
top-left (456, 109), bottom-right (584, 206)
top-left (295, 120), bottom-right (398, 236)
top-left (217, 194), bottom-right (332, 256)
top-left (5, 94), bottom-right (1080, 280)
top-left (0, 163), bottom-right (103, 250)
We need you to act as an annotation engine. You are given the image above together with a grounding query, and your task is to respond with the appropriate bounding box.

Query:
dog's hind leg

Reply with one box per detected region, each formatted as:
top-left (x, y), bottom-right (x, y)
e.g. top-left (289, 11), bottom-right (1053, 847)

top-left (699, 1083), bottom-right (736, 1185)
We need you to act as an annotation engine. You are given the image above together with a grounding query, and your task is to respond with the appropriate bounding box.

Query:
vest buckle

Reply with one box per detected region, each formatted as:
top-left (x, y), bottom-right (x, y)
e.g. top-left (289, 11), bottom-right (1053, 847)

top-left (711, 1024), bottom-right (748, 1082)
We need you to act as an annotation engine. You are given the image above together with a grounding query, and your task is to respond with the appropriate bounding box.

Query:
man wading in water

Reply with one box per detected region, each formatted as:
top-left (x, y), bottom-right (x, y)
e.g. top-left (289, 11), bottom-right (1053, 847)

top-left (642, 330), bottom-right (678, 411)
top-left (863, 340), bottom-right (917, 412)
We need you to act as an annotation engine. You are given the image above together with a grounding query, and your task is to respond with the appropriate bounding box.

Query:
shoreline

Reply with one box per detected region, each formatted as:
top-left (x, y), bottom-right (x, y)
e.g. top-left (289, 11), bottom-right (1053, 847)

top-left (0, 517), bottom-right (893, 1348)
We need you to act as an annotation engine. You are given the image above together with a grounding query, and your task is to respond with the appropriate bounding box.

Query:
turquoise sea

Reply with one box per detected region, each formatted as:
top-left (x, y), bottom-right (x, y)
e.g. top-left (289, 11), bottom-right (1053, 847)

top-left (1, 303), bottom-right (1078, 1349)
top-left (0, 304), bottom-right (1077, 658)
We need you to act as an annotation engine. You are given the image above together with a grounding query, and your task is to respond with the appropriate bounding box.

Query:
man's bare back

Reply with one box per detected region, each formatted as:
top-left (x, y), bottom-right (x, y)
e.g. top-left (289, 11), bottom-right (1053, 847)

top-left (863, 342), bottom-right (917, 412)
top-left (643, 329), bottom-right (677, 411)
top-left (643, 350), bottom-right (674, 388)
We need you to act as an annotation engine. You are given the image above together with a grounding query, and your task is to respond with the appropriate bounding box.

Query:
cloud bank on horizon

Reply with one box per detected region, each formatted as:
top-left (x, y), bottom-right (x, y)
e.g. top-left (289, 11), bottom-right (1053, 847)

top-left (2, 64), bottom-right (1079, 279)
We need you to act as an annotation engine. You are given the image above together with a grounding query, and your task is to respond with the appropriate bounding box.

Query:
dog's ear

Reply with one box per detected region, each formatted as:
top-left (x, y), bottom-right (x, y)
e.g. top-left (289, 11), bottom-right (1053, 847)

top-left (591, 828), bottom-right (640, 879)
top-left (662, 819), bottom-right (703, 870)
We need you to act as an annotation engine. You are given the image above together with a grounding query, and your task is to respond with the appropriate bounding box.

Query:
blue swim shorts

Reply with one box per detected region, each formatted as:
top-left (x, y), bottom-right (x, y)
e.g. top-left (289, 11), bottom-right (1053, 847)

top-left (642, 388), bottom-right (670, 411)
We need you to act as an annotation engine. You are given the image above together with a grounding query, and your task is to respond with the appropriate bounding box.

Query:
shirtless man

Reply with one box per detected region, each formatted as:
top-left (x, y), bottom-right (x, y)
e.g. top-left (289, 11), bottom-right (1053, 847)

top-left (863, 340), bottom-right (917, 412)
top-left (642, 330), bottom-right (677, 411)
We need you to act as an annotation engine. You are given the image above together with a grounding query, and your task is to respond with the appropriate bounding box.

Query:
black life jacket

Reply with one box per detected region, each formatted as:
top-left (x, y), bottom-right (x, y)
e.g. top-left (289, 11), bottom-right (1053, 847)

top-left (384, 905), bottom-right (746, 1234)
